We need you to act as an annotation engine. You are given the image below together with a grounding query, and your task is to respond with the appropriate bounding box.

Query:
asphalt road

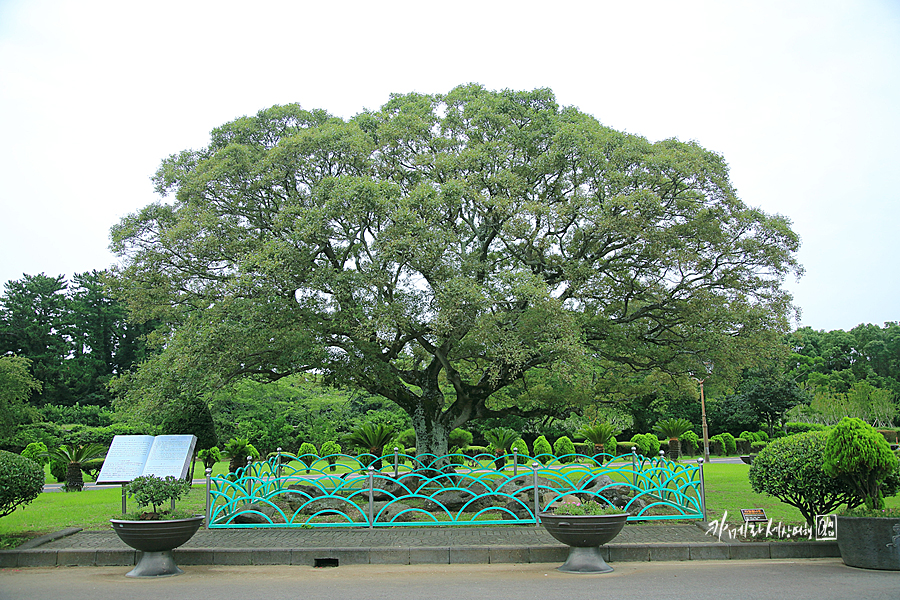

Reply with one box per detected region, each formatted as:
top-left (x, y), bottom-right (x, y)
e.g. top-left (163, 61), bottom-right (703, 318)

top-left (1, 559), bottom-right (897, 600)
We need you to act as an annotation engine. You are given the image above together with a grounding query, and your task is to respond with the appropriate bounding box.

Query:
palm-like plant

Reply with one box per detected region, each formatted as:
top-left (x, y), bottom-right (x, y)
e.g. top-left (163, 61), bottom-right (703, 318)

top-left (222, 438), bottom-right (260, 473)
top-left (46, 443), bottom-right (107, 492)
top-left (653, 418), bottom-right (694, 459)
top-left (577, 423), bottom-right (619, 463)
top-left (343, 423), bottom-right (395, 469)
top-left (484, 428), bottom-right (519, 469)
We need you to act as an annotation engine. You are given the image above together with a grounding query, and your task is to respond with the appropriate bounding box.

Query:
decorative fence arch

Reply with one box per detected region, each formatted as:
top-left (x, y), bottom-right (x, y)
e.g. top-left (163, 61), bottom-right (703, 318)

top-left (205, 449), bottom-right (707, 529)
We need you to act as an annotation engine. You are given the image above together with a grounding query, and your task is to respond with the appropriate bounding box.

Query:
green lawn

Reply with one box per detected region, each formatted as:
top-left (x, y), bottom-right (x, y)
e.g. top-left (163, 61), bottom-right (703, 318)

top-left (5, 460), bottom-right (898, 548)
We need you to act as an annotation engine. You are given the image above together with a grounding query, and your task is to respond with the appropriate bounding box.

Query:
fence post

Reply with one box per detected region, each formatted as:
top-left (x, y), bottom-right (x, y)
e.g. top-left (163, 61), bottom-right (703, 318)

top-left (513, 448), bottom-right (518, 477)
top-left (631, 447), bottom-right (638, 488)
top-left (121, 483), bottom-right (127, 515)
top-left (368, 466), bottom-right (375, 529)
top-left (394, 447), bottom-right (399, 478)
top-left (276, 447), bottom-right (282, 480)
top-left (532, 462), bottom-right (540, 527)
top-left (698, 458), bottom-right (707, 521)
top-left (205, 467), bottom-right (212, 525)
top-left (246, 455), bottom-right (253, 496)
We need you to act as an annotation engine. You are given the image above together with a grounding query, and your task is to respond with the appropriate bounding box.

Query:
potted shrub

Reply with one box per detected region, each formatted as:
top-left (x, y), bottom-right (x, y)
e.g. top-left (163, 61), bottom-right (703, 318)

top-left (538, 500), bottom-right (629, 573)
top-left (824, 417), bottom-right (900, 570)
top-left (109, 475), bottom-right (204, 578)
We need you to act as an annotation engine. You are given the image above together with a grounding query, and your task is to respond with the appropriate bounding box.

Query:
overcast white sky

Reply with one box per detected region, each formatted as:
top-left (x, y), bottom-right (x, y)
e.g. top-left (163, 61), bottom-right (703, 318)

top-left (1, 0), bottom-right (897, 332)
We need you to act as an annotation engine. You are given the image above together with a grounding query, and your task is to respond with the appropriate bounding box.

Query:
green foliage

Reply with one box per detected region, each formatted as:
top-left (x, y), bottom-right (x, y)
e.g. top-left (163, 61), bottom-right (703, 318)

top-left (0, 451), bottom-right (44, 518)
top-left (320, 440), bottom-right (341, 459)
top-left (0, 355), bottom-right (41, 439)
top-left (680, 430), bottom-right (700, 455)
top-left (396, 428), bottom-right (417, 447)
top-left (197, 446), bottom-right (221, 470)
top-left (343, 423), bottom-right (395, 456)
top-left (159, 397), bottom-right (218, 450)
top-left (653, 418), bottom-right (693, 440)
top-left (126, 475), bottom-right (191, 515)
top-left (553, 436), bottom-right (577, 462)
top-left (297, 442), bottom-right (318, 472)
top-left (484, 428), bottom-right (519, 454)
top-left (222, 437), bottom-right (260, 473)
top-left (45, 443), bottom-right (107, 492)
top-left (750, 441), bottom-right (768, 453)
top-left (749, 431), bottom-right (864, 525)
top-left (533, 435), bottom-right (552, 463)
top-left (510, 438), bottom-right (530, 464)
top-left (784, 422), bottom-right (827, 435)
top-left (711, 432), bottom-right (737, 456)
top-left (629, 433), bottom-right (660, 457)
top-left (448, 428), bottom-right (473, 449)
top-left (824, 417), bottom-right (900, 510)
top-left (576, 423), bottom-right (618, 451)
top-left (551, 501), bottom-right (622, 516)
top-left (110, 86), bottom-right (801, 459)
top-left (21, 442), bottom-right (48, 467)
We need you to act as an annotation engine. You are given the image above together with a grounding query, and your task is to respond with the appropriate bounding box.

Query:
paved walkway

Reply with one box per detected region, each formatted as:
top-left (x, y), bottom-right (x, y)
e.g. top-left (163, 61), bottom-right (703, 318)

top-left (1, 524), bottom-right (839, 569)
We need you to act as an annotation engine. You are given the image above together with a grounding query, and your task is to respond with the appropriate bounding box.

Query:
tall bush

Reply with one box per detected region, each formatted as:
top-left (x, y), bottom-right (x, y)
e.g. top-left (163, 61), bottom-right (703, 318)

top-left (824, 417), bottom-right (900, 510)
top-left (553, 436), bottom-right (577, 463)
top-left (0, 451), bottom-right (44, 518)
top-left (510, 438), bottom-right (529, 464)
top-left (533, 435), bottom-right (552, 464)
top-left (297, 442), bottom-right (318, 473)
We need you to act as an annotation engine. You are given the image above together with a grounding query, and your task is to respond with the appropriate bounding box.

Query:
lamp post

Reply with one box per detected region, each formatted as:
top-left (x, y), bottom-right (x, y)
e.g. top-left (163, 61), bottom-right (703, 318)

top-left (692, 362), bottom-right (713, 463)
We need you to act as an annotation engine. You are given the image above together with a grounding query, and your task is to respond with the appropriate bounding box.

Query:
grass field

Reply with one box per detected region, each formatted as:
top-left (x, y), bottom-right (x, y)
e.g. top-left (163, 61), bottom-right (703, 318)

top-left (5, 461), bottom-right (898, 548)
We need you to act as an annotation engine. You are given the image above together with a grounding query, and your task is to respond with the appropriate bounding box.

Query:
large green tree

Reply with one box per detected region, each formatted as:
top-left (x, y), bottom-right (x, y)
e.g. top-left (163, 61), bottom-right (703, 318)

top-left (110, 85), bottom-right (801, 457)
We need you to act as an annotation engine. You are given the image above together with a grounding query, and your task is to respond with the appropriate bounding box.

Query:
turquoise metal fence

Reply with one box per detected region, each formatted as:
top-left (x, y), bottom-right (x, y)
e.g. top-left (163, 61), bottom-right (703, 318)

top-left (206, 449), bottom-right (705, 528)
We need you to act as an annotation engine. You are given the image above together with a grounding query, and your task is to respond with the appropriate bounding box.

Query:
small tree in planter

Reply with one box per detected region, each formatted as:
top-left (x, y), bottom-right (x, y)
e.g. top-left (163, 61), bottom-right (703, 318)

top-left (126, 475), bottom-right (192, 519)
top-left (112, 475), bottom-right (203, 578)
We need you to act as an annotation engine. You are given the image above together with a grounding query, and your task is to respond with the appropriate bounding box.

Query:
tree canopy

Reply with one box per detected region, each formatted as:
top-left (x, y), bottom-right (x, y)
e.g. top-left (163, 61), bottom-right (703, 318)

top-left (109, 84), bottom-right (802, 456)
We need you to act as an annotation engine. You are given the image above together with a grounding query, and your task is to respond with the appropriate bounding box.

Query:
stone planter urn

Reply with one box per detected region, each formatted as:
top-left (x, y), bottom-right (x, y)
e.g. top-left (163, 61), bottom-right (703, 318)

top-left (538, 512), bottom-right (628, 573)
top-left (110, 515), bottom-right (205, 577)
top-left (836, 516), bottom-right (900, 570)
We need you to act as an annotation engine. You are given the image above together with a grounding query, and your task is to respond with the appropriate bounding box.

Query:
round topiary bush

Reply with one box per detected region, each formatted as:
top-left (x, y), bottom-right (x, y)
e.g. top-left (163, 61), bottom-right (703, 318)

top-left (553, 436), bottom-right (577, 463)
top-left (511, 438), bottom-right (530, 464)
top-left (21, 442), bottom-right (49, 467)
top-left (629, 433), bottom-right (660, 457)
top-left (749, 431), bottom-right (860, 525)
top-left (824, 417), bottom-right (900, 510)
top-left (0, 451), bottom-right (45, 518)
top-left (533, 435), bottom-right (552, 464)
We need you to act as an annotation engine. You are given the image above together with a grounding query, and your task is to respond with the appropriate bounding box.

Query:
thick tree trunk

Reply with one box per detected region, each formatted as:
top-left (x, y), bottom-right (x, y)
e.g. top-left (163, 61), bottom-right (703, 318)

top-left (411, 408), bottom-right (450, 460)
top-left (669, 438), bottom-right (681, 460)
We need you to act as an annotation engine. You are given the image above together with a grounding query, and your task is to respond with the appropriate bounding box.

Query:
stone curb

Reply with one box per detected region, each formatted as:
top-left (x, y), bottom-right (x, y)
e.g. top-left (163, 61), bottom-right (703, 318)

top-left (15, 527), bottom-right (83, 550)
top-left (0, 541), bottom-right (840, 568)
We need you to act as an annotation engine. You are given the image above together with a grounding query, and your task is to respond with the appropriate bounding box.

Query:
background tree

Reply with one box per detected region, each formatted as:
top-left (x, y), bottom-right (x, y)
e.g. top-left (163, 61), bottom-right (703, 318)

top-left (0, 274), bottom-right (73, 405)
top-left (109, 85), bottom-right (802, 457)
top-left (0, 355), bottom-right (41, 441)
